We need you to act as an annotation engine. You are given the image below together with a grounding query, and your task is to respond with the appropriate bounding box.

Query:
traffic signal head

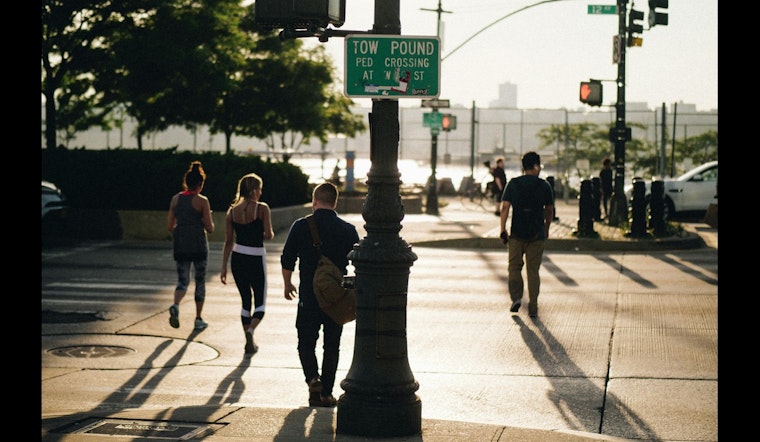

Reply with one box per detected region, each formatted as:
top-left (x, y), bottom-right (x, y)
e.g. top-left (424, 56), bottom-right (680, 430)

top-left (628, 9), bottom-right (644, 34)
top-left (441, 114), bottom-right (456, 131)
top-left (255, 0), bottom-right (346, 30)
top-left (579, 81), bottom-right (603, 107)
top-left (648, 0), bottom-right (668, 27)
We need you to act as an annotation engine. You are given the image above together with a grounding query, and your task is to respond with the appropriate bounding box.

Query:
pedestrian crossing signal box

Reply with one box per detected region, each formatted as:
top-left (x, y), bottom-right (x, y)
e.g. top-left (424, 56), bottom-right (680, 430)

top-left (442, 114), bottom-right (456, 131)
top-left (255, 0), bottom-right (345, 30)
top-left (579, 80), bottom-right (603, 107)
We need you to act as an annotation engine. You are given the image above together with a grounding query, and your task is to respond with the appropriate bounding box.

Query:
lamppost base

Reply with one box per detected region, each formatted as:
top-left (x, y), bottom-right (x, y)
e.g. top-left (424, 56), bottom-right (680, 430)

top-left (337, 391), bottom-right (421, 437)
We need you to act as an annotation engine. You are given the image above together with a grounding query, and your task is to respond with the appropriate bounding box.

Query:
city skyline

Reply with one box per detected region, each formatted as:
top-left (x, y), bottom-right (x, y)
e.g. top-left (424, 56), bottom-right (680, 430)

top-left (303, 0), bottom-right (717, 112)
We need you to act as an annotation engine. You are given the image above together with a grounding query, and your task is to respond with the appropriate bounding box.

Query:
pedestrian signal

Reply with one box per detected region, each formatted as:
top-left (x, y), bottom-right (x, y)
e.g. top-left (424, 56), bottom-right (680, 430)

top-left (441, 114), bottom-right (456, 131)
top-left (579, 81), bottom-right (603, 107)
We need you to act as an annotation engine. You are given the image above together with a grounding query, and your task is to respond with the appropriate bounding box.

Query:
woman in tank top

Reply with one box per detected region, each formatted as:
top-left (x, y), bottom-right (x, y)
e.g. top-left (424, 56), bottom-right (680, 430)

top-left (220, 173), bottom-right (274, 355)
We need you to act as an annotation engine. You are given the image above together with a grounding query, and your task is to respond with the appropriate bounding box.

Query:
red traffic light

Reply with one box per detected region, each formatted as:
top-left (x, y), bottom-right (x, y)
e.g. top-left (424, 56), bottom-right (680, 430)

top-left (579, 81), bottom-right (603, 107)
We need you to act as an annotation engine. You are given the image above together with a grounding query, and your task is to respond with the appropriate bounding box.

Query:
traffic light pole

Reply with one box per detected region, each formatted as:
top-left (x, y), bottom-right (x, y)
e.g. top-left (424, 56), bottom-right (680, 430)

top-left (608, 0), bottom-right (629, 227)
top-left (426, 110), bottom-right (440, 215)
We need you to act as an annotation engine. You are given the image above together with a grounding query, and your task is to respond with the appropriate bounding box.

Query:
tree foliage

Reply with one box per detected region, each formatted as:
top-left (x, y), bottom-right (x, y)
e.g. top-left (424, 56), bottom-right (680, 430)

top-left (42, 0), bottom-right (367, 156)
top-left (536, 122), bottom-right (718, 181)
top-left (41, 0), bottom-right (132, 149)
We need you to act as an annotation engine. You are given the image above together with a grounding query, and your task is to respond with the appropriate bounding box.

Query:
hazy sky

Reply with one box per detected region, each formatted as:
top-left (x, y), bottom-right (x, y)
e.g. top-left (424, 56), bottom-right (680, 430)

top-left (301, 0), bottom-right (717, 111)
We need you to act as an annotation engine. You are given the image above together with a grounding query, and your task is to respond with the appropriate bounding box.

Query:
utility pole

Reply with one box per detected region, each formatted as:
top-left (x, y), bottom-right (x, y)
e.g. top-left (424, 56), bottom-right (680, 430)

top-left (420, 0), bottom-right (452, 39)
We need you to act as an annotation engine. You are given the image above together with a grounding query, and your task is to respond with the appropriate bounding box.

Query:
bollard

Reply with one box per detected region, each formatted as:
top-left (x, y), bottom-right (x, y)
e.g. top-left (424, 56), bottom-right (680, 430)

top-left (574, 179), bottom-right (597, 237)
top-left (649, 180), bottom-right (667, 235)
top-left (546, 176), bottom-right (559, 220)
top-left (591, 177), bottom-right (602, 221)
top-left (345, 150), bottom-right (355, 192)
top-left (628, 178), bottom-right (648, 237)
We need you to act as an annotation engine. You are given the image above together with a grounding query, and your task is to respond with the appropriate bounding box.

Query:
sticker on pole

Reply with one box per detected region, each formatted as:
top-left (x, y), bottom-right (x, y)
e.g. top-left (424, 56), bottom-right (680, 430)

top-left (344, 35), bottom-right (440, 98)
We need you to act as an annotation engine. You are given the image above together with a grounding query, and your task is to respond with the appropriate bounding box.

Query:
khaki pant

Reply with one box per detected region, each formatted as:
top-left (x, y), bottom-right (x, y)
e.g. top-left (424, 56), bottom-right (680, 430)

top-left (507, 238), bottom-right (545, 313)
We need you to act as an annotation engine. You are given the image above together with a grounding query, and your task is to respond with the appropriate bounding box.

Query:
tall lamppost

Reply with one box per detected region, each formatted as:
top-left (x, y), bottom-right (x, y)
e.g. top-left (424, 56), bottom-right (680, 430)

top-left (337, 1), bottom-right (422, 437)
top-left (256, 1), bottom-right (428, 436)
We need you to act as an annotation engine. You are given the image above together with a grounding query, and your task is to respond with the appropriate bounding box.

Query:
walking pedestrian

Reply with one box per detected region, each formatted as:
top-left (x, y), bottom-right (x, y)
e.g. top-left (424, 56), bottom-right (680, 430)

top-left (499, 151), bottom-right (554, 318)
top-left (490, 157), bottom-right (507, 216)
top-left (220, 173), bottom-right (274, 355)
top-left (167, 160), bottom-right (215, 330)
top-left (280, 182), bottom-right (360, 407)
top-left (599, 158), bottom-right (613, 220)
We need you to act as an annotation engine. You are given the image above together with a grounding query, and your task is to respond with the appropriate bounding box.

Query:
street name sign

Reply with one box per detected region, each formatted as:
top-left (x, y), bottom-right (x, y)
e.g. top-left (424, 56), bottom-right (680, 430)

top-left (587, 5), bottom-right (617, 14)
top-left (345, 34), bottom-right (440, 98)
top-left (421, 98), bottom-right (449, 108)
top-left (423, 111), bottom-right (442, 128)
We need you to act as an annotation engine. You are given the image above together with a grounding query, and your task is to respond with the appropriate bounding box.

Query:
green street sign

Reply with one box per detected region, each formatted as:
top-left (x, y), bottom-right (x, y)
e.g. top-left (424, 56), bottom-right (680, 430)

top-left (587, 5), bottom-right (617, 14)
top-left (423, 111), bottom-right (442, 128)
top-left (345, 34), bottom-right (440, 98)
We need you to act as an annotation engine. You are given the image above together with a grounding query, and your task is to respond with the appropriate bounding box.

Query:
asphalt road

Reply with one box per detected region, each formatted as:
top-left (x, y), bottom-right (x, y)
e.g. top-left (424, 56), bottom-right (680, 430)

top-left (42, 228), bottom-right (718, 441)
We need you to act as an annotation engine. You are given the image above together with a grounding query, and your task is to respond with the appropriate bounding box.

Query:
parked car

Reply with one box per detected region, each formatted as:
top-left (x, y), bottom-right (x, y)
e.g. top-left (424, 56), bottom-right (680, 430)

top-left (624, 161), bottom-right (718, 217)
top-left (42, 180), bottom-right (71, 235)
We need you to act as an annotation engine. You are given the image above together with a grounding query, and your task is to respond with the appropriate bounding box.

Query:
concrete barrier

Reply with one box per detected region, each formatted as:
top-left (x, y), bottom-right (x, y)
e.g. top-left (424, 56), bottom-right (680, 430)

top-left (118, 204), bottom-right (312, 242)
top-left (116, 196), bottom-right (422, 241)
top-left (335, 195), bottom-right (422, 214)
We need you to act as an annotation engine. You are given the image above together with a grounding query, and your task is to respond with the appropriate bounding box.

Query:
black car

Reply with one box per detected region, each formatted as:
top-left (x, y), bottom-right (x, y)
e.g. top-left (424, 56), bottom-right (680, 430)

top-left (41, 180), bottom-right (71, 237)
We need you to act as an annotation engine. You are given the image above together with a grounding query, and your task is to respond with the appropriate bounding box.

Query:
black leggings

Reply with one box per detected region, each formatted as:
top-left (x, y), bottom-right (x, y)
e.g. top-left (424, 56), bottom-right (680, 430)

top-left (230, 252), bottom-right (267, 326)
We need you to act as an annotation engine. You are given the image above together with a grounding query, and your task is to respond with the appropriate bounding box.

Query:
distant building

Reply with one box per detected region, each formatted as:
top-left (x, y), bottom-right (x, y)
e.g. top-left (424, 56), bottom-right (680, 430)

top-left (488, 81), bottom-right (517, 108)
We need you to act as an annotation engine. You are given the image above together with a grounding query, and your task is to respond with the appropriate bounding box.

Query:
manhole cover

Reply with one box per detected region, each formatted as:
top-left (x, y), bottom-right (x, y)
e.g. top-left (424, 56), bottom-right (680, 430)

top-left (63, 418), bottom-right (212, 439)
top-left (49, 345), bottom-right (135, 358)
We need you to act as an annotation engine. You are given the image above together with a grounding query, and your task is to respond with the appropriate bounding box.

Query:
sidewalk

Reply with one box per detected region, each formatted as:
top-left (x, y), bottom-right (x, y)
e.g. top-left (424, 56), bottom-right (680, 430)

top-left (347, 196), bottom-right (714, 251)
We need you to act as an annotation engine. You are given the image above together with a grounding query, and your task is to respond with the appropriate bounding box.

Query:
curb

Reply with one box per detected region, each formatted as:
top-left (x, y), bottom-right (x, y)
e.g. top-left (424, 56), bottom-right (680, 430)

top-left (410, 232), bottom-right (705, 251)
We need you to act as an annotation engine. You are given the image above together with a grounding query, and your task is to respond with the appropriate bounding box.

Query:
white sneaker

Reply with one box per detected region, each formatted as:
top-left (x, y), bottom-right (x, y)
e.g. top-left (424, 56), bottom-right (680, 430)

top-left (194, 318), bottom-right (208, 330)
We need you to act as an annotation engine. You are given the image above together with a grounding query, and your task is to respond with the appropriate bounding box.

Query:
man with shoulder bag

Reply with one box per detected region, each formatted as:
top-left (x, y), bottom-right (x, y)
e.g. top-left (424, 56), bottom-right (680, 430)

top-left (499, 151), bottom-right (554, 318)
top-left (281, 182), bottom-right (360, 408)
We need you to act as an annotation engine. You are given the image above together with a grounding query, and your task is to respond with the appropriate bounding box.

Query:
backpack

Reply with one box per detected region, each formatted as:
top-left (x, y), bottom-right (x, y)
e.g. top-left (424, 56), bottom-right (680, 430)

top-left (306, 215), bottom-right (357, 325)
top-left (509, 179), bottom-right (545, 240)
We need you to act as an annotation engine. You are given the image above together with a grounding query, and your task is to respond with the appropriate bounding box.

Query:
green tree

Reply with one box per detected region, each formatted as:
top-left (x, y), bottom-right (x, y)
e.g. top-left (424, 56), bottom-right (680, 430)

top-left (625, 129), bottom-right (717, 178)
top-left (536, 122), bottom-right (612, 180)
top-left (675, 130), bottom-right (718, 167)
top-left (99, 0), bottom-right (242, 150)
top-left (43, 0), bottom-right (366, 156)
top-left (237, 38), bottom-right (366, 162)
top-left (41, 0), bottom-right (130, 149)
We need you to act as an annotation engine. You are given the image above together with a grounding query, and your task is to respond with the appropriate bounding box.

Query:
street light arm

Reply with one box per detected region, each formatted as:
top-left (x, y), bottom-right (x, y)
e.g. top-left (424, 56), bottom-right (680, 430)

top-left (442, 0), bottom-right (574, 62)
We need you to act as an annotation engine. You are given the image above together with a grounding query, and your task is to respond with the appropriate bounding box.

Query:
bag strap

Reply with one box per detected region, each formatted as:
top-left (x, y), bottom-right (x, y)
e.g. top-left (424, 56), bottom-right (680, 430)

top-left (306, 215), bottom-right (322, 251)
